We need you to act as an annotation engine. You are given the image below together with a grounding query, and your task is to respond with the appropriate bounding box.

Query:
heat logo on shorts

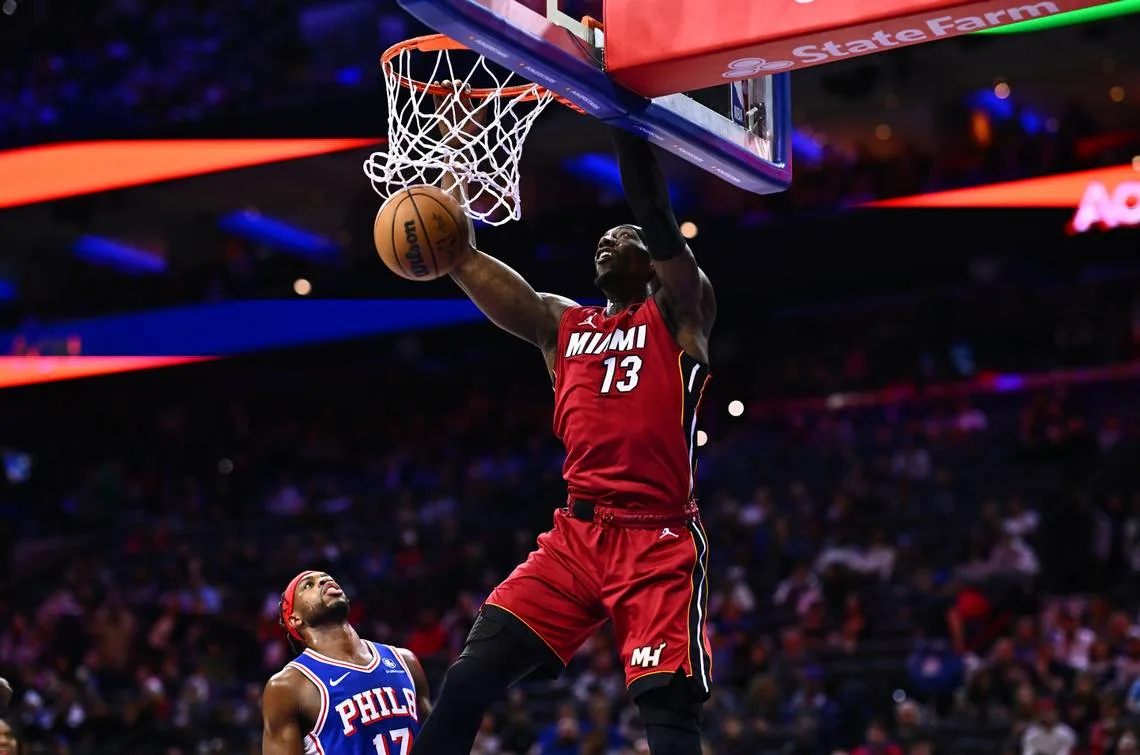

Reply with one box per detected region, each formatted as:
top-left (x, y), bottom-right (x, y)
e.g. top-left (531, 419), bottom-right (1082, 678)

top-left (630, 642), bottom-right (668, 669)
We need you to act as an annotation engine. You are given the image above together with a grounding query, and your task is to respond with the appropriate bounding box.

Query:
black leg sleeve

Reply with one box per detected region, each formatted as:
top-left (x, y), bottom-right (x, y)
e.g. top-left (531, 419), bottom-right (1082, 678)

top-left (637, 672), bottom-right (705, 755)
top-left (412, 609), bottom-right (550, 755)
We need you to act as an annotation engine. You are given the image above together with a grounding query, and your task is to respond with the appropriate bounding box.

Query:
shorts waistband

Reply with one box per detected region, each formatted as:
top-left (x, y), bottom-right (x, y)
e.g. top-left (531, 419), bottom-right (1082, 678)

top-left (567, 498), bottom-right (700, 529)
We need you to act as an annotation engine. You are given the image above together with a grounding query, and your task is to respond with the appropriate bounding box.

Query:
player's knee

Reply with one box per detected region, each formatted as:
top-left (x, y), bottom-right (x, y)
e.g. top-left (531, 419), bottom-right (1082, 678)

top-left (436, 652), bottom-right (494, 704)
top-left (635, 673), bottom-right (703, 734)
top-left (438, 610), bottom-right (546, 702)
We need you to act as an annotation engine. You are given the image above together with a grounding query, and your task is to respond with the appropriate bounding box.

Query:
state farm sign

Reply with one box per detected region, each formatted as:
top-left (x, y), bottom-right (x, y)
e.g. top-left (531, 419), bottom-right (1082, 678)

top-left (722, 2), bottom-right (1063, 72)
top-left (604, 0), bottom-right (1118, 97)
top-left (1069, 180), bottom-right (1140, 234)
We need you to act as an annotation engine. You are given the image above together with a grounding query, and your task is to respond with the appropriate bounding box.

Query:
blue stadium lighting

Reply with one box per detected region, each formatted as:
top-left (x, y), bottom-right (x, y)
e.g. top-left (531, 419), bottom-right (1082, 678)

top-left (336, 67), bottom-right (364, 86)
top-left (792, 129), bottom-right (824, 166)
top-left (1020, 110), bottom-right (1044, 136)
top-left (72, 235), bottom-right (167, 275)
top-left (992, 374), bottom-right (1025, 392)
top-left (218, 210), bottom-right (341, 262)
top-left (968, 88), bottom-right (1015, 120)
top-left (0, 281), bottom-right (15, 303)
top-left (0, 300), bottom-right (485, 357)
top-left (562, 153), bottom-right (687, 209)
top-left (564, 153), bottom-right (623, 191)
top-left (969, 87), bottom-right (1048, 135)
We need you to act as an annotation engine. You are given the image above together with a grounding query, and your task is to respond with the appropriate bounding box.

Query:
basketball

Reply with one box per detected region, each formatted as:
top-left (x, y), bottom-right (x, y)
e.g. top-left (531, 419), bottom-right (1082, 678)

top-left (374, 185), bottom-right (470, 281)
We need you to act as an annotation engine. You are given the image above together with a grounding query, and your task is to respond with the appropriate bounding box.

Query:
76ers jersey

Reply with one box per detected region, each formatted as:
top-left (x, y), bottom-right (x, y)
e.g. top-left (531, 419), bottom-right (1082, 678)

top-left (553, 296), bottom-right (710, 512)
top-left (286, 642), bottom-right (421, 755)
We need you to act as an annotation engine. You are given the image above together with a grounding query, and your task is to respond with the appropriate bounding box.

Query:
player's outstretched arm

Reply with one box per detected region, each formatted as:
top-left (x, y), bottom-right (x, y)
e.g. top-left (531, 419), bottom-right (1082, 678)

top-left (610, 128), bottom-right (714, 330)
top-left (394, 647), bottom-right (434, 721)
top-left (262, 673), bottom-right (305, 755)
top-left (450, 249), bottom-right (574, 351)
top-left (441, 159), bottom-right (572, 349)
top-left (431, 81), bottom-right (576, 352)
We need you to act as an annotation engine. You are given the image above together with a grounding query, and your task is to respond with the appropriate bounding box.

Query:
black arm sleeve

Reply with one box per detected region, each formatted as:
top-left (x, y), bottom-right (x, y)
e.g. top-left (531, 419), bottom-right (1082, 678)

top-left (610, 127), bottom-right (687, 261)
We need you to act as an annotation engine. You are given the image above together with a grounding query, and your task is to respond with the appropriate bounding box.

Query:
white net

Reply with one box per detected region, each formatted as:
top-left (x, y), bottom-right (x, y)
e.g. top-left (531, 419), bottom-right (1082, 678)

top-left (363, 38), bottom-right (558, 226)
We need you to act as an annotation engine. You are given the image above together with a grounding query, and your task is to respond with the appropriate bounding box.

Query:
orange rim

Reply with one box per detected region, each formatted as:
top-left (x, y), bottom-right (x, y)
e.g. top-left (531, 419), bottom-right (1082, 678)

top-left (380, 33), bottom-right (581, 111)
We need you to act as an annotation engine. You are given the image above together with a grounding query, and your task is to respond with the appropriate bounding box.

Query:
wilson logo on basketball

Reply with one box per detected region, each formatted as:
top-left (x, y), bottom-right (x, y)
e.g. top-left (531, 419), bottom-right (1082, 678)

top-left (402, 220), bottom-right (430, 278)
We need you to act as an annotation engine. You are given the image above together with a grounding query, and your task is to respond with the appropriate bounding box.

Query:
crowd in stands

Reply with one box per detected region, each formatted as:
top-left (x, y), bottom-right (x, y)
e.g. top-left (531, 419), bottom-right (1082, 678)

top-left (0, 0), bottom-right (312, 144)
top-left (703, 278), bottom-right (1140, 402)
top-left (0, 315), bottom-right (1139, 755)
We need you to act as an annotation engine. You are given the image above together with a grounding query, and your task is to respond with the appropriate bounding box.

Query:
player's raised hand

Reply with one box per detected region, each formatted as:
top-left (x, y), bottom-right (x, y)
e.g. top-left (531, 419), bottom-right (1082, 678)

top-left (432, 80), bottom-right (487, 150)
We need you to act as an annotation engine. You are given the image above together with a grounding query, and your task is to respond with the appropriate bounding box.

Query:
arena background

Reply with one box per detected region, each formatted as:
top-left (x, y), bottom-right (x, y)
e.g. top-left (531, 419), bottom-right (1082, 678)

top-left (1, 0), bottom-right (1140, 754)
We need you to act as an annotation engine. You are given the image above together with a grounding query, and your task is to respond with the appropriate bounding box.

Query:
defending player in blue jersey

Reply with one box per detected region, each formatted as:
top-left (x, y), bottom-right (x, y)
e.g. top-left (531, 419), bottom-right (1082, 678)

top-left (262, 571), bottom-right (432, 755)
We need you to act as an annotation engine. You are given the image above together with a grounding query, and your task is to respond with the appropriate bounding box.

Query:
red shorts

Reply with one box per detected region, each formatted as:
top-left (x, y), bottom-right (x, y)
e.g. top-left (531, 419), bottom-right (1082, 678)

top-left (484, 507), bottom-right (713, 700)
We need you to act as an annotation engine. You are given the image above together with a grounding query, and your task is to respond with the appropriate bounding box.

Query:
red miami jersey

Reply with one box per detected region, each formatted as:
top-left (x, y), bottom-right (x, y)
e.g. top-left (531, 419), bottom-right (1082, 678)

top-left (552, 297), bottom-right (710, 512)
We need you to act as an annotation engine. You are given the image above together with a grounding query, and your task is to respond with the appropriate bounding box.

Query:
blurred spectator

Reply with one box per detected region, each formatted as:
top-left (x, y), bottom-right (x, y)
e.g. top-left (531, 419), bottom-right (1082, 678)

top-left (1051, 611), bottom-right (1097, 672)
top-left (1020, 699), bottom-right (1076, 755)
top-left (851, 719), bottom-right (903, 755)
top-left (0, 718), bottom-right (19, 755)
top-left (893, 700), bottom-right (931, 749)
top-left (987, 534), bottom-right (1041, 580)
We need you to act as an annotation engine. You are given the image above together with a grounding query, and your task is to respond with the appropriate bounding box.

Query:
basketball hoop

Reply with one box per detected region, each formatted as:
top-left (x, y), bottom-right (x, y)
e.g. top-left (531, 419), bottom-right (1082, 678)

top-left (364, 34), bottom-right (572, 226)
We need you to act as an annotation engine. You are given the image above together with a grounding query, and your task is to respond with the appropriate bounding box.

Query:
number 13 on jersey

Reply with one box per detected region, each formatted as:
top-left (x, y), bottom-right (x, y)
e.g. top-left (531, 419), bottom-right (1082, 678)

top-left (600, 355), bottom-right (642, 394)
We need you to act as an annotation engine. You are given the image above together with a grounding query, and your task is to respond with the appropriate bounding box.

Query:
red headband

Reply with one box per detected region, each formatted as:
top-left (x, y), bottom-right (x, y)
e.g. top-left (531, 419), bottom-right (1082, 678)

top-left (280, 570), bottom-right (319, 641)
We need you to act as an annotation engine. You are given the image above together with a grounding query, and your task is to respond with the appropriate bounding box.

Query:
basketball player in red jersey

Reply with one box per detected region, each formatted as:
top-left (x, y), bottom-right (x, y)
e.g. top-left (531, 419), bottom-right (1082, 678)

top-left (412, 84), bottom-right (715, 755)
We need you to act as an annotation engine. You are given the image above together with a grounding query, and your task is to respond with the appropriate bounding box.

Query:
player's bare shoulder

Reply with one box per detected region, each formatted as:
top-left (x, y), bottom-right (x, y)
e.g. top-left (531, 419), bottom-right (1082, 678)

top-left (537, 292), bottom-right (579, 365)
top-left (262, 668), bottom-right (304, 754)
top-left (263, 665), bottom-right (322, 726)
top-left (539, 293), bottom-right (578, 326)
top-left (263, 665), bottom-right (305, 711)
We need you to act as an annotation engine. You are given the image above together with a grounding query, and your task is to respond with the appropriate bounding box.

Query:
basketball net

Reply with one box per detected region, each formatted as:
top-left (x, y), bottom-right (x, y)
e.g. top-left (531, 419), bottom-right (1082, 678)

top-left (363, 35), bottom-right (560, 226)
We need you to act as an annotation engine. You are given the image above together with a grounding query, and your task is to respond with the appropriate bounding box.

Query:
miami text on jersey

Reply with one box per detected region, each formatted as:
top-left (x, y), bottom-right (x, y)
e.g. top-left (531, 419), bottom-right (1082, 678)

top-left (564, 324), bottom-right (648, 358)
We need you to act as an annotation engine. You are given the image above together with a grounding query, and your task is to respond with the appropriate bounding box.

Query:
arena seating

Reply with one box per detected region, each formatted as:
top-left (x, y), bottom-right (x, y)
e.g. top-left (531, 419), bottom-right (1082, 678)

top-left (2, 309), bottom-right (1139, 754)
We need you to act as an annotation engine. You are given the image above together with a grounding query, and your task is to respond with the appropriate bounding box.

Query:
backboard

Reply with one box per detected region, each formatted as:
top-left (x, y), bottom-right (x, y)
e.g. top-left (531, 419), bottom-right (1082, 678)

top-left (395, 0), bottom-right (794, 196)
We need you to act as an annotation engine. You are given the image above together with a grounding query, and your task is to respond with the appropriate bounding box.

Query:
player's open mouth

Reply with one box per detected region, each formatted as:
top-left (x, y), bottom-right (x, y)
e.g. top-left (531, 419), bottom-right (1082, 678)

top-left (323, 585), bottom-right (343, 597)
top-left (596, 251), bottom-right (614, 264)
